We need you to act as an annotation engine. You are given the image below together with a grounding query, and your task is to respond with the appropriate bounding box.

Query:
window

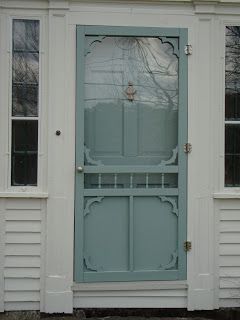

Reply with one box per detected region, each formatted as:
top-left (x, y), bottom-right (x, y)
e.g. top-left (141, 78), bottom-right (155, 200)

top-left (11, 19), bottom-right (40, 186)
top-left (225, 26), bottom-right (240, 187)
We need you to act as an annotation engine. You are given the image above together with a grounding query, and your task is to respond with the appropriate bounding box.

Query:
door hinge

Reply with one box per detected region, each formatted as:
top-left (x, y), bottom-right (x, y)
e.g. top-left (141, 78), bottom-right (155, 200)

top-left (184, 241), bottom-right (192, 252)
top-left (184, 143), bottom-right (192, 153)
top-left (184, 44), bottom-right (192, 55)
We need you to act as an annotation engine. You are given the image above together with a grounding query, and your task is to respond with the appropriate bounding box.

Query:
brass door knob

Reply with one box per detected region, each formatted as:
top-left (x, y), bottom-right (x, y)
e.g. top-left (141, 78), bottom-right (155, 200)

top-left (77, 166), bottom-right (84, 173)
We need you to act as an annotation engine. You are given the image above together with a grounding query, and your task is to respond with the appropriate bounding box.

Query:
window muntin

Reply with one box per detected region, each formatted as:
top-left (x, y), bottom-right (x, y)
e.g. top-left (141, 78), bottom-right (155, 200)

top-left (11, 19), bottom-right (39, 186)
top-left (225, 26), bottom-right (240, 187)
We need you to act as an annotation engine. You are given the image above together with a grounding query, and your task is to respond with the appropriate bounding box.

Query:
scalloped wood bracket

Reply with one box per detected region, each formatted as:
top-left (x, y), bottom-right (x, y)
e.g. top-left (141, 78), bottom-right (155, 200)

top-left (158, 196), bottom-right (179, 216)
top-left (84, 196), bottom-right (104, 217)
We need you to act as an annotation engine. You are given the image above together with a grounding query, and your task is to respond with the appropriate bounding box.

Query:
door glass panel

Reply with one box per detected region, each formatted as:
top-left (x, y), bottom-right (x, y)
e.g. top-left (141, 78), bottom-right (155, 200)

top-left (84, 36), bottom-right (179, 167)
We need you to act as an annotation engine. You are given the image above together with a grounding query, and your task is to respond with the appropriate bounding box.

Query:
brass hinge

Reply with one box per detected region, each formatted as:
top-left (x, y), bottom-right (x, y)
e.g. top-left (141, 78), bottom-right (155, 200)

top-left (184, 241), bottom-right (192, 252)
top-left (184, 143), bottom-right (192, 154)
top-left (184, 44), bottom-right (192, 55)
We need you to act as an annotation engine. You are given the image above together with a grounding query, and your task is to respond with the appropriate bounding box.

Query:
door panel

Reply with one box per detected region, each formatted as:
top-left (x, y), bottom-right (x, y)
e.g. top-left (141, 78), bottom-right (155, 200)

top-left (133, 197), bottom-right (178, 271)
top-left (84, 197), bottom-right (129, 272)
top-left (75, 26), bottom-right (188, 282)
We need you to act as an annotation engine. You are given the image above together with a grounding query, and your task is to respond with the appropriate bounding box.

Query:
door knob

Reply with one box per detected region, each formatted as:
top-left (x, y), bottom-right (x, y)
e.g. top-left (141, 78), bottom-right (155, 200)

top-left (77, 166), bottom-right (84, 173)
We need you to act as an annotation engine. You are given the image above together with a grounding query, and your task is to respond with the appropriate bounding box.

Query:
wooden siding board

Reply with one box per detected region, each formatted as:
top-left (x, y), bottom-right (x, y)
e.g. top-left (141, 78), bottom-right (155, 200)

top-left (0, 199), bottom-right (5, 311)
top-left (5, 291), bottom-right (40, 302)
top-left (5, 199), bottom-right (41, 210)
top-left (6, 211), bottom-right (41, 221)
top-left (5, 244), bottom-right (41, 256)
top-left (5, 278), bottom-right (40, 291)
top-left (5, 256), bottom-right (41, 268)
top-left (219, 203), bottom-right (240, 308)
top-left (5, 233), bottom-right (41, 244)
top-left (4, 268), bottom-right (40, 278)
top-left (3, 199), bottom-right (43, 310)
top-left (4, 302), bottom-right (40, 311)
top-left (220, 267), bottom-right (240, 277)
top-left (6, 221), bottom-right (41, 233)
top-left (220, 232), bottom-right (240, 244)
top-left (219, 299), bottom-right (240, 308)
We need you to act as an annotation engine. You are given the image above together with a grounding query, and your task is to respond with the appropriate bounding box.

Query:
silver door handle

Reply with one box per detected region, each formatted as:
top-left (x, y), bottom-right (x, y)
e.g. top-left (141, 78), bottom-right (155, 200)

top-left (77, 166), bottom-right (84, 173)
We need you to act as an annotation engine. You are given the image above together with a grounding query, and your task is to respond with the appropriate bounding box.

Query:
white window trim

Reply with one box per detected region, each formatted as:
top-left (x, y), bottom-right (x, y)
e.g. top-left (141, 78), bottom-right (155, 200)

top-left (215, 19), bottom-right (240, 195)
top-left (5, 14), bottom-right (48, 195)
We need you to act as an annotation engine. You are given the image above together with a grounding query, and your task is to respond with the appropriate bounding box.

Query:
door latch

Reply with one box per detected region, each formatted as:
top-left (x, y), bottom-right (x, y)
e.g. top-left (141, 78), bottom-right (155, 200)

top-left (184, 143), bottom-right (192, 154)
top-left (184, 241), bottom-right (192, 252)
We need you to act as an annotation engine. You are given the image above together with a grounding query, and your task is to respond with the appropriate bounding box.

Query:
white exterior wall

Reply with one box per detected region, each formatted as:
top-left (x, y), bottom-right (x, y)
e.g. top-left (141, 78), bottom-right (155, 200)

top-left (2, 199), bottom-right (45, 311)
top-left (214, 199), bottom-right (240, 308)
top-left (0, 0), bottom-right (240, 313)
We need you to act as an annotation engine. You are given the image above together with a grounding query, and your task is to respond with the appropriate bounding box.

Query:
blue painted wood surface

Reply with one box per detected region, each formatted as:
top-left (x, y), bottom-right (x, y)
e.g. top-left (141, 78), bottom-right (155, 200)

top-left (75, 25), bottom-right (188, 282)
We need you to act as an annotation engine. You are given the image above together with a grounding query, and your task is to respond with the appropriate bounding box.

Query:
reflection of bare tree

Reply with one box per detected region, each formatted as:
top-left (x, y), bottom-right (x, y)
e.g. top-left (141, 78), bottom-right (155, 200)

top-left (86, 37), bottom-right (178, 111)
top-left (134, 38), bottom-right (178, 111)
top-left (12, 20), bottom-right (39, 117)
top-left (226, 27), bottom-right (240, 93)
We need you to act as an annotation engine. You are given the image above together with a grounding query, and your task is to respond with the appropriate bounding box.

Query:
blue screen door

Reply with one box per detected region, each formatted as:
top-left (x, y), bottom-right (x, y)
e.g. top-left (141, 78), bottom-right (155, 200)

top-left (75, 26), bottom-right (188, 282)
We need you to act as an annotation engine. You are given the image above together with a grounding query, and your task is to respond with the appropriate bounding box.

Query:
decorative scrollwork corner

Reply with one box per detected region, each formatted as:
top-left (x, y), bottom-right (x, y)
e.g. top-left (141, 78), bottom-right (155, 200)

top-left (84, 145), bottom-right (103, 165)
top-left (159, 146), bottom-right (178, 167)
top-left (84, 197), bottom-right (104, 217)
top-left (158, 196), bottom-right (178, 216)
top-left (83, 256), bottom-right (99, 272)
top-left (158, 36), bottom-right (179, 58)
top-left (158, 250), bottom-right (178, 270)
top-left (85, 36), bottom-right (106, 56)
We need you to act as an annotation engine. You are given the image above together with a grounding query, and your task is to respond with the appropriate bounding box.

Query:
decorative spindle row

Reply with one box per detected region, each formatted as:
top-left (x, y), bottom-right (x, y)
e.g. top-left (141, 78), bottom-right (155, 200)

top-left (85, 173), bottom-right (178, 189)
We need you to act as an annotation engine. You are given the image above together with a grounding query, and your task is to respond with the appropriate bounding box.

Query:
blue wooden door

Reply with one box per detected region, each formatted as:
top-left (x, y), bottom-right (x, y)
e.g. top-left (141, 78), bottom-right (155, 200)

top-left (75, 26), bottom-right (188, 282)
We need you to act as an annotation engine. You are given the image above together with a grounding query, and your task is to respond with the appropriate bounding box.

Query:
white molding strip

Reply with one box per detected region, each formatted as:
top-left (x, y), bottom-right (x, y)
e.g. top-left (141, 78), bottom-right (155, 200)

top-left (72, 281), bottom-right (188, 291)
top-left (0, 192), bottom-right (48, 198)
top-left (213, 192), bottom-right (240, 199)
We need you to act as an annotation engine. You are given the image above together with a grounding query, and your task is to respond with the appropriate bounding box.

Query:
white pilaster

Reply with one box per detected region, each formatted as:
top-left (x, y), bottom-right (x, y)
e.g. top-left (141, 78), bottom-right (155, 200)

top-left (187, 9), bottom-right (217, 310)
top-left (44, 1), bottom-right (74, 313)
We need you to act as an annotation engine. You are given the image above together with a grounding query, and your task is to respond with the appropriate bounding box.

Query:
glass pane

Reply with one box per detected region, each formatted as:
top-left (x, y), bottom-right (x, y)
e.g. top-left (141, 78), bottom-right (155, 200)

top-left (12, 20), bottom-right (39, 117)
top-left (225, 27), bottom-right (240, 120)
top-left (13, 20), bottom-right (39, 52)
top-left (12, 120), bottom-right (38, 152)
top-left (12, 85), bottom-right (38, 117)
top-left (84, 36), bottom-right (179, 166)
top-left (225, 124), bottom-right (240, 186)
top-left (11, 120), bottom-right (38, 186)
top-left (13, 52), bottom-right (39, 84)
top-left (11, 154), bottom-right (37, 186)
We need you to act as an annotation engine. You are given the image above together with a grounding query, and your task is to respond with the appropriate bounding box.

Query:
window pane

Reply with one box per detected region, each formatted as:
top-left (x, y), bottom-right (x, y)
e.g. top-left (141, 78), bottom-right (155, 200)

top-left (225, 27), bottom-right (240, 120)
top-left (12, 20), bottom-right (39, 117)
top-left (12, 120), bottom-right (38, 151)
top-left (13, 20), bottom-right (39, 52)
top-left (12, 84), bottom-right (38, 117)
top-left (225, 92), bottom-right (240, 120)
top-left (11, 120), bottom-right (38, 186)
top-left (13, 52), bottom-right (39, 84)
top-left (225, 124), bottom-right (240, 186)
top-left (12, 154), bottom-right (38, 186)
top-left (225, 27), bottom-right (240, 186)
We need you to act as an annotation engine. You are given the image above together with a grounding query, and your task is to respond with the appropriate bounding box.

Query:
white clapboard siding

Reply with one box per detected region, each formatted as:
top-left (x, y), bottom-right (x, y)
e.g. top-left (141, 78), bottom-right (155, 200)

top-left (4, 302), bottom-right (40, 311)
top-left (4, 199), bottom-right (45, 311)
top-left (218, 202), bottom-right (240, 308)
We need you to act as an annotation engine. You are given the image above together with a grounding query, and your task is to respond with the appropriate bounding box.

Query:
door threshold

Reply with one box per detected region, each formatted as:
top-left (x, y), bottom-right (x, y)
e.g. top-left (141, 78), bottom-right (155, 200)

top-left (72, 280), bottom-right (188, 291)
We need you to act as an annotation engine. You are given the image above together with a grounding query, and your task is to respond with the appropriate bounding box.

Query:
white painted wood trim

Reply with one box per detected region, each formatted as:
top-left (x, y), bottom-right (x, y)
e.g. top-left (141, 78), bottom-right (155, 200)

top-left (72, 281), bottom-right (188, 291)
top-left (0, 193), bottom-right (48, 198)
top-left (44, 6), bottom-right (74, 313)
top-left (213, 192), bottom-right (240, 199)
top-left (6, 14), bottom-right (47, 192)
